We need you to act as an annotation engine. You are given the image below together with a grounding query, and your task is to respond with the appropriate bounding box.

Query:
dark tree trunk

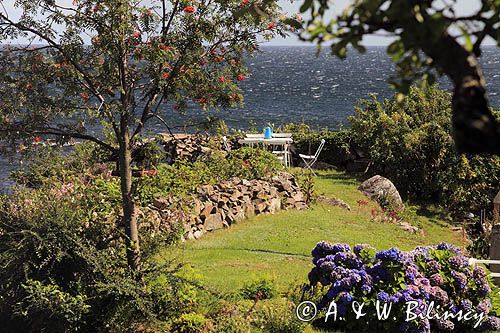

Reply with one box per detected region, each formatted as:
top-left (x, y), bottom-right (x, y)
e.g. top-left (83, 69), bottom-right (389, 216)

top-left (420, 35), bottom-right (500, 154)
top-left (118, 126), bottom-right (142, 276)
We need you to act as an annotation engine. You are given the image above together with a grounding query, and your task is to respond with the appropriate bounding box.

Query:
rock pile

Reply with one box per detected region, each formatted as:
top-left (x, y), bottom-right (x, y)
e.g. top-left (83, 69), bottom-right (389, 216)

top-left (161, 133), bottom-right (218, 163)
top-left (149, 172), bottom-right (308, 241)
top-left (184, 172), bottom-right (308, 240)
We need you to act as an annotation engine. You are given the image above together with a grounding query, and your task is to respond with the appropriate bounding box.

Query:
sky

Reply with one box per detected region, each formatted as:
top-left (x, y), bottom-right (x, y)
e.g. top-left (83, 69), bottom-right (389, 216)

top-left (0, 0), bottom-right (495, 46)
top-left (270, 0), bottom-right (493, 45)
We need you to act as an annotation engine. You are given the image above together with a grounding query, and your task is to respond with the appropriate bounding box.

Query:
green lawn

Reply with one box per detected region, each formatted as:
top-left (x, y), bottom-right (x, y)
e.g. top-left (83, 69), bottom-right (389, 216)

top-left (159, 170), bottom-right (464, 293)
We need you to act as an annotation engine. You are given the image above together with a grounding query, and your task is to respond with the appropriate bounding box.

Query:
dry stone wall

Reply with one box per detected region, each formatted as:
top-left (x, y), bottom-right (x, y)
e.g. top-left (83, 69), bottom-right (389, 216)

top-left (149, 172), bottom-right (307, 241)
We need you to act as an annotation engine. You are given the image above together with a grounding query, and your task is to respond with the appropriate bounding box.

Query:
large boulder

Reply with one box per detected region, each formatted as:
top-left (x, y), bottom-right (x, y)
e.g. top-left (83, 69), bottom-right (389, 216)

top-left (358, 175), bottom-right (404, 211)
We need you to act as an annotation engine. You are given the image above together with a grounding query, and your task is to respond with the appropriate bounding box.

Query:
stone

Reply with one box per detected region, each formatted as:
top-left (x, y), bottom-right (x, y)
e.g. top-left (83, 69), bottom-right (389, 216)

top-left (231, 177), bottom-right (242, 186)
top-left (358, 175), bottom-right (404, 211)
top-left (243, 203), bottom-right (255, 217)
top-left (286, 197), bottom-right (296, 206)
top-left (399, 221), bottom-right (419, 234)
top-left (233, 207), bottom-right (246, 222)
top-left (205, 213), bottom-right (224, 231)
top-left (201, 202), bottom-right (215, 218)
top-left (225, 211), bottom-right (235, 224)
top-left (193, 199), bottom-right (203, 215)
top-left (255, 202), bottom-right (267, 213)
top-left (292, 192), bottom-right (304, 202)
top-left (186, 231), bottom-right (195, 240)
top-left (268, 197), bottom-right (282, 214)
top-left (193, 230), bottom-right (204, 239)
top-left (197, 184), bottom-right (214, 197)
top-left (295, 201), bottom-right (308, 210)
top-left (317, 196), bottom-right (351, 210)
top-left (153, 196), bottom-right (171, 209)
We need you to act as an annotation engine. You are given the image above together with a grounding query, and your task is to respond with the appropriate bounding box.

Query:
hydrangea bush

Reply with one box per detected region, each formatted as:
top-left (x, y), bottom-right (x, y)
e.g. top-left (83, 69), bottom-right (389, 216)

top-left (307, 242), bottom-right (500, 332)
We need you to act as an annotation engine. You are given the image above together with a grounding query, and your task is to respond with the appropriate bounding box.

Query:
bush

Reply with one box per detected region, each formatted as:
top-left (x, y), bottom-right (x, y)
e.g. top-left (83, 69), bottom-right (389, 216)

top-left (10, 142), bottom-right (112, 188)
top-left (135, 147), bottom-right (282, 205)
top-left (252, 300), bottom-right (306, 333)
top-left (225, 147), bottom-right (282, 180)
top-left (0, 188), bottom-right (197, 332)
top-left (307, 241), bottom-right (500, 332)
top-left (240, 279), bottom-right (276, 300)
top-left (171, 312), bottom-right (210, 333)
top-left (349, 84), bottom-right (500, 215)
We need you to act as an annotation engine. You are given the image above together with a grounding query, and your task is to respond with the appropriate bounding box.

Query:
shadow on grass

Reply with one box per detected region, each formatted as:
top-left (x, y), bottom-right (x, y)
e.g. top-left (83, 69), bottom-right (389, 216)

top-left (415, 204), bottom-right (452, 227)
top-left (316, 170), bottom-right (367, 186)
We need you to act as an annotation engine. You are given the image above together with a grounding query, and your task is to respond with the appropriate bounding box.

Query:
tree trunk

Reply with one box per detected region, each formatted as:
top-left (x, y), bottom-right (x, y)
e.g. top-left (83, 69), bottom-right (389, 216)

top-left (118, 127), bottom-right (142, 276)
top-left (420, 35), bottom-right (500, 154)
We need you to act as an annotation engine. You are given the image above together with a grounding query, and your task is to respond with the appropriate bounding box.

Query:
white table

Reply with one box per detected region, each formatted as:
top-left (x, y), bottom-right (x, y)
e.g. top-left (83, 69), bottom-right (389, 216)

top-left (238, 137), bottom-right (293, 166)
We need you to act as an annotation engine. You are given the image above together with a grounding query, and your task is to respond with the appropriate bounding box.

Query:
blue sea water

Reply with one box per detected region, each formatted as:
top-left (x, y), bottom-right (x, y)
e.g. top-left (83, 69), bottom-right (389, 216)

top-left (159, 45), bottom-right (500, 130)
top-left (1, 45), bottom-right (499, 189)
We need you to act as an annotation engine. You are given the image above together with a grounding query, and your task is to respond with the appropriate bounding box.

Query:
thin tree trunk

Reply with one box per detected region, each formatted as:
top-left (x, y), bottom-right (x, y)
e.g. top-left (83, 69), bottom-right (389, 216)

top-left (118, 127), bottom-right (142, 276)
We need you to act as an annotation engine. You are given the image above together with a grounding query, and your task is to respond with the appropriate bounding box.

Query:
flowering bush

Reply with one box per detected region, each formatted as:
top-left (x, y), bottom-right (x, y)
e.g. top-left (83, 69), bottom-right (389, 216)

top-left (307, 241), bottom-right (500, 332)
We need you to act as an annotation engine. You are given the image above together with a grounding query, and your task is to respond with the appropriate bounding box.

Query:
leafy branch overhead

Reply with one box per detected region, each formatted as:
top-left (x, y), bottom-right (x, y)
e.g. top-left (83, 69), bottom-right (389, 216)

top-left (298, 0), bottom-right (500, 154)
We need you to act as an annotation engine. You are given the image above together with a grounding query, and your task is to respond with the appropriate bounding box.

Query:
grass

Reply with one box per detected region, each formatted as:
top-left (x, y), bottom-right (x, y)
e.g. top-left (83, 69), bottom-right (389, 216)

top-left (159, 169), bottom-right (464, 294)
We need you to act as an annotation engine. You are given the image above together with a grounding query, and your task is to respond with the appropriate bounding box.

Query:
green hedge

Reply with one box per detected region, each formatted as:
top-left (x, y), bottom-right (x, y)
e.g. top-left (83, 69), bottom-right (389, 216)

top-left (348, 84), bottom-right (500, 214)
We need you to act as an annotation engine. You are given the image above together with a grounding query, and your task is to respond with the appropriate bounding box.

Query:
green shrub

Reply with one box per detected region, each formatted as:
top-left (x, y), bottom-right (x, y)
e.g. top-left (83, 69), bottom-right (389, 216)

top-left (252, 300), bottom-right (306, 333)
top-left (0, 188), bottom-right (196, 332)
top-left (349, 84), bottom-right (500, 215)
top-left (171, 312), bottom-right (210, 333)
top-left (135, 147), bottom-right (282, 205)
top-left (11, 142), bottom-right (112, 188)
top-left (241, 279), bottom-right (276, 300)
top-left (14, 279), bottom-right (90, 332)
top-left (226, 147), bottom-right (282, 180)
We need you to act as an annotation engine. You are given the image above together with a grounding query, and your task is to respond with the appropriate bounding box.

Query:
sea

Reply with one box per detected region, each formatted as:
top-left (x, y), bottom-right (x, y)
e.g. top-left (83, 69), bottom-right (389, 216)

top-left (1, 45), bottom-right (499, 190)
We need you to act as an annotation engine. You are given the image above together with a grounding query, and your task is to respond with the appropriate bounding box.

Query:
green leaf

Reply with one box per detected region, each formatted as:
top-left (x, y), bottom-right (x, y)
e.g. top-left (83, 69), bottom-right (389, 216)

top-left (300, 0), bottom-right (313, 13)
top-left (283, 18), bottom-right (303, 29)
top-left (458, 26), bottom-right (473, 52)
top-left (387, 40), bottom-right (405, 62)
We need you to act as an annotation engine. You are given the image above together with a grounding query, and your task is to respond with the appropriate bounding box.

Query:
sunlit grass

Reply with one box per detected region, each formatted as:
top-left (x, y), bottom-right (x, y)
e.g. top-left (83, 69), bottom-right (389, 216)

top-left (159, 169), bottom-right (464, 293)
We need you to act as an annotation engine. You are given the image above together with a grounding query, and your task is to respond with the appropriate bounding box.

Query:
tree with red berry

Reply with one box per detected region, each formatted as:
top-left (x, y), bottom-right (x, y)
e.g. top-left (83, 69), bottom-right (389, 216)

top-left (0, 0), bottom-right (284, 276)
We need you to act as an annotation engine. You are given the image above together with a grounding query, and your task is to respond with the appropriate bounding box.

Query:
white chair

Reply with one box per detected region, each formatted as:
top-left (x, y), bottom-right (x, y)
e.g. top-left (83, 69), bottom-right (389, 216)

top-left (299, 139), bottom-right (325, 176)
top-left (222, 136), bottom-right (231, 151)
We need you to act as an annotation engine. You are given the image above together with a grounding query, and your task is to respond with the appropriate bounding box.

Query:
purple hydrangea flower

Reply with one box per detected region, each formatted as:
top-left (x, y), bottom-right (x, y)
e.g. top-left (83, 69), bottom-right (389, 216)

top-left (473, 265), bottom-right (487, 279)
top-left (312, 241), bottom-right (350, 262)
top-left (480, 316), bottom-right (500, 331)
top-left (376, 247), bottom-right (401, 262)
top-left (435, 318), bottom-right (455, 331)
top-left (435, 242), bottom-right (460, 254)
top-left (478, 299), bottom-right (492, 314)
top-left (361, 284), bottom-right (372, 293)
top-left (378, 291), bottom-right (390, 302)
top-left (429, 286), bottom-right (449, 304)
top-left (353, 243), bottom-right (374, 256)
top-left (460, 299), bottom-right (473, 311)
top-left (429, 273), bottom-right (444, 286)
top-left (448, 256), bottom-right (469, 270)
top-left (425, 259), bottom-right (441, 274)
top-left (478, 283), bottom-right (492, 297)
top-left (338, 292), bottom-right (354, 303)
top-left (451, 271), bottom-right (467, 290)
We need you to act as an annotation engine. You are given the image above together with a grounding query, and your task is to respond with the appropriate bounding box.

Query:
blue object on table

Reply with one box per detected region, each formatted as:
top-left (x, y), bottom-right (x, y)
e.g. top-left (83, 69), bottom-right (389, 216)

top-left (263, 127), bottom-right (273, 139)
